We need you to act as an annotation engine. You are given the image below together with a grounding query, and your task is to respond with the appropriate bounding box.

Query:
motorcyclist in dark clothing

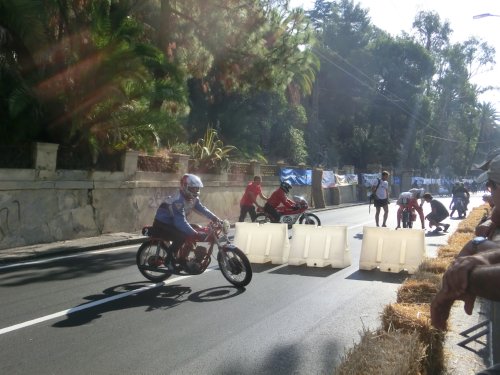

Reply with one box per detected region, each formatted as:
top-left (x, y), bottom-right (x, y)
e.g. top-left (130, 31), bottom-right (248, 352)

top-left (450, 182), bottom-right (470, 218)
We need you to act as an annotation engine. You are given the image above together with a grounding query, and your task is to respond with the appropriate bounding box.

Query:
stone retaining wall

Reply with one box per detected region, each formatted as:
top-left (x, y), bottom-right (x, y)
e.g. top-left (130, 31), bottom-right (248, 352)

top-left (0, 143), bottom-right (355, 250)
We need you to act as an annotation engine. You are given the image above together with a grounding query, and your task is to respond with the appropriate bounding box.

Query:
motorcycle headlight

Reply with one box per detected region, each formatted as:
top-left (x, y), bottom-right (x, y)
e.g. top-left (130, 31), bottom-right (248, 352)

top-left (222, 219), bottom-right (230, 234)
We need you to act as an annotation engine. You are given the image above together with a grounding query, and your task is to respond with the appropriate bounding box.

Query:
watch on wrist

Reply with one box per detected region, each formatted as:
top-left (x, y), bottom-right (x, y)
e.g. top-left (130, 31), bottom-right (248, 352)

top-left (472, 236), bottom-right (487, 252)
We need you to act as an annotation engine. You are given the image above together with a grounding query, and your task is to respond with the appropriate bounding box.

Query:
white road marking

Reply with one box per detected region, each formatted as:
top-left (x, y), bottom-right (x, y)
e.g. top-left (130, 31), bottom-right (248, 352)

top-left (0, 275), bottom-right (192, 336)
top-left (1, 219), bottom-right (372, 335)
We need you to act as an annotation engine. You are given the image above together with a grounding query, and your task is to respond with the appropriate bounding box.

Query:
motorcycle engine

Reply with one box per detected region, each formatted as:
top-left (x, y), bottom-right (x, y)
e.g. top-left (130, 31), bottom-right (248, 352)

top-left (281, 215), bottom-right (294, 224)
top-left (185, 245), bottom-right (209, 274)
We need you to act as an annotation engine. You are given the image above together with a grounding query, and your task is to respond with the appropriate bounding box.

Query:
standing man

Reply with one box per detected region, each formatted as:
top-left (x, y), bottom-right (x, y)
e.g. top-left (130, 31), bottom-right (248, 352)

top-left (238, 175), bottom-right (268, 222)
top-left (422, 193), bottom-right (450, 233)
top-left (371, 171), bottom-right (390, 227)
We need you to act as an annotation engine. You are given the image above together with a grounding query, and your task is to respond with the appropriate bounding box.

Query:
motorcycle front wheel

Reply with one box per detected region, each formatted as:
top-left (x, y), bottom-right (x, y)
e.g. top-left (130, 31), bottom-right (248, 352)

top-left (217, 245), bottom-right (252, 287)
top-left (299, 213), bottom-right (321, 226)
top-left (136, 240), bottom-right (173, 282)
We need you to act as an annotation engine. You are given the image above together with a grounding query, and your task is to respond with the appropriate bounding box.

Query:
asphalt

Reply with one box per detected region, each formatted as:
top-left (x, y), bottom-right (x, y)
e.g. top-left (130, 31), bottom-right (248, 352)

top-left (0, 202), bottom-right (364, 264)
top-left (0, 199), bottom-right (493, 372)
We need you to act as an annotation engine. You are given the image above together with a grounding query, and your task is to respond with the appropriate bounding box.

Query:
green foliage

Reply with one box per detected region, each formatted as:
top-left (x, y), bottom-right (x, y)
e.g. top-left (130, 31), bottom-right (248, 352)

top-left (0, 0), bottom-right (497, 176)
top-left (191, 127), bottom-right (237, 172)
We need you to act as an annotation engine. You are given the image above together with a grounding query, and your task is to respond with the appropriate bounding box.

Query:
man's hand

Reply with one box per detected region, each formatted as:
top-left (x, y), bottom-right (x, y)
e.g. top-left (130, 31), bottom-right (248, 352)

top-left (442, 255), bottom-right (489, 294)
top-left (431, 287), bottom-right (477, 330)
top-left (189, 231), bottom-right (207, 242)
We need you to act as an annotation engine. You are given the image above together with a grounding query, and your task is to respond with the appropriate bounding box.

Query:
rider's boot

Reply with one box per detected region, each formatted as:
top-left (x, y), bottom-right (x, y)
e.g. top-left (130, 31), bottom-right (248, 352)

top-left (163, 246), bottom-right (175, 272)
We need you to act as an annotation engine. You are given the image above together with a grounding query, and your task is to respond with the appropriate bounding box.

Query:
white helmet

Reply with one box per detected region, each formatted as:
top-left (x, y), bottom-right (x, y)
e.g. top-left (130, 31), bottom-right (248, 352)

top-left (180, 174), bottom-right (203, 199)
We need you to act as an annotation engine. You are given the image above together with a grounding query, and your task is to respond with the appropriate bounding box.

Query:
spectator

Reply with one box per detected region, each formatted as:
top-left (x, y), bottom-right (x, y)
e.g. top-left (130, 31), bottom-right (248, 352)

top-left (475, 155), bottom-right (500, 239)
top-left (371, 171), bottom-right (390, 227)
top-left (238, 175), bottom-right (268, 222)
top-left (422, 193), bottom-right (450, 233)
top-left (431, 154), bottom-right (500, 375)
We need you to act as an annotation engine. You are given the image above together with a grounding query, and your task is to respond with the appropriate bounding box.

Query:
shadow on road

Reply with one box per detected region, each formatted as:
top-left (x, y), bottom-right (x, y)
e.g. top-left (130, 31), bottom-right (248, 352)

top-left (270, 264), bottom-right (342, 277)
top-left (346, 269), bottom-right (409, 284)
top-left (52, 282), bottom-right (244, 328)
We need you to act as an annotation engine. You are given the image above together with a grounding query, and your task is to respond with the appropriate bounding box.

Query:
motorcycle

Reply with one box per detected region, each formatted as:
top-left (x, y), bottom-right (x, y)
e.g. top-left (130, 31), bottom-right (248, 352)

top-left (136, 220), bottom-right (252, 288)
top-left (255, 195), bottom-right (321, 227)
top-left (401, 205), bottom-right (416, 228)
top-left (452, 197), bottom-right (467, 219)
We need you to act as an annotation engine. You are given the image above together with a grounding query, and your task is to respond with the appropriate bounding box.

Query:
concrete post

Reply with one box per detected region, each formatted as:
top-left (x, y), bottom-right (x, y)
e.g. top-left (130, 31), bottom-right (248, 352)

top-left (171, 153), bottom-right (189, 175)
top-left (311, 168), bottom-right (325, 208)
top-left (122, 150), bottom-right (139, 178)
top-left (34, 142), bottom-right (59, 180)
top-left (250, 160), bottom-right (261, 177)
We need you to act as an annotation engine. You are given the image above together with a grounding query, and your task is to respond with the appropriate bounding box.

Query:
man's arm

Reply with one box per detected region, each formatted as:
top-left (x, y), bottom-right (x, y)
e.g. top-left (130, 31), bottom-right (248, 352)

top-left (468, 264), bottom-right (500, 300)
top-left (431, 250), bottom-right (500, 330)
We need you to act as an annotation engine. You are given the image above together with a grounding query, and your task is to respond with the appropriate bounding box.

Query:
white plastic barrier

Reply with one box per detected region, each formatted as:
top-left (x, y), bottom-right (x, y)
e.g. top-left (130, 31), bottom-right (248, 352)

top-left (233, 222), bottom-right (290, 264)
top-left (287, 225), bottom-right (351, 268)
top-left (359, 226), bottom-right (425, 274)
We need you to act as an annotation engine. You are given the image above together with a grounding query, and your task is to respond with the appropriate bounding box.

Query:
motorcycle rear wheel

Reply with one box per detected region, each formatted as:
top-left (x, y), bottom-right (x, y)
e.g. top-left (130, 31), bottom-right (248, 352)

top-left (217, 246), bottom-right (252, 287)
top-left (299, 213), bottom-right (321, 226)
top-left (402, 211), bottom-right (412, 228)
top-left (255, 213), bottom-right (271, 224)
top-left (136, 240), bottom-right (173, 282)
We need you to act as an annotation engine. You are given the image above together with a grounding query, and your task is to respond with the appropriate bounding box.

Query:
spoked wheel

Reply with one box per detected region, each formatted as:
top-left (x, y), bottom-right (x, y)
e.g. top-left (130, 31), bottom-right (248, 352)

top-left (136, 240), bottom-right (173, 282)
top-left (299, 213), bottom-right (321, 226)
top-left (217, 246), bottom-right (252, 287)
top-left (255, 213), bottom-right (271, 224)
top-left (402, 211), bottom-right (410, 228)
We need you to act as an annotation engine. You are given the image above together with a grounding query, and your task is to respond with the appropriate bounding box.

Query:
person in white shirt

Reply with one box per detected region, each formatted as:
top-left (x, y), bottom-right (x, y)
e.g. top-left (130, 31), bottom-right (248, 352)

top-left (371, 171), bottom-right (390, 227)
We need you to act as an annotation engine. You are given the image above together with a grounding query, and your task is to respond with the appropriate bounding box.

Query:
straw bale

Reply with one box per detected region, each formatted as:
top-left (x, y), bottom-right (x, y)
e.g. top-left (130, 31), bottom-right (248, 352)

top-left (436, 246), bottom-right (459, 259)
top-left (446, 232), bottom-right (473, 249)
top-left (381, 303), bottom-right (445, 374)
top-left (334, 329), bottom-right (425, 375)
top-left (417, 258), bottom-right (451, 274)
top-left (410, 271), bottom-right (442, 287)
top-left (396, 279), bottom-right (439, 304)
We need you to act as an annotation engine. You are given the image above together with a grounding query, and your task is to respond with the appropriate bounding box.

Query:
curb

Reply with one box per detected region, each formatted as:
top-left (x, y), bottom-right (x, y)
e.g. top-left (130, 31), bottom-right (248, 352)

top-left (0, 237), bottom-right (146, 264)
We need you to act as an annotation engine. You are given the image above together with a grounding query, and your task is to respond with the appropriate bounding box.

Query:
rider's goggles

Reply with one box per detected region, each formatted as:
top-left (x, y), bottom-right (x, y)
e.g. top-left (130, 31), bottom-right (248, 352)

top-left (188, 186), bottom-right (200, 194)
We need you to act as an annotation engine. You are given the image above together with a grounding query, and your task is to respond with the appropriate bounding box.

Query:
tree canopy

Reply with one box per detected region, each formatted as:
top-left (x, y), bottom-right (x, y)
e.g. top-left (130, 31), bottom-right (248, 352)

top-left (0, 0), bottom-right (498, 176)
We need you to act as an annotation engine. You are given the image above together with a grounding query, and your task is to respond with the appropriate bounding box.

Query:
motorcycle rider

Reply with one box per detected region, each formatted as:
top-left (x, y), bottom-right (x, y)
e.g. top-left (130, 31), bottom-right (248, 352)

top-left (264, 180), bottom-right (298, 223)
top-left (395, 188), bottom-right (425, 229)
top-left (450, 182), bottom-right (470, 218)
top-left (152, 174), bottom-right (221, 269)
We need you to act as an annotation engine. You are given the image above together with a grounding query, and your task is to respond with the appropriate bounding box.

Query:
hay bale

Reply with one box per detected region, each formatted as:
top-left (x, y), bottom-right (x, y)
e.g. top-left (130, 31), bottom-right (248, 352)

top-left (334, 328), bottom-right (425, 375)
top-left (437, 246), bottom-right (459, 259)
top-left (417, 258), bottom-right (451, 274)
top-left (446, 232), bottom-right (472, 249)
top-left (381, 303), bottom-right (445, 374)
top-left (397, 279), bottom-right (440, 304)
top-left (410, 271), bottom-right (442, 287)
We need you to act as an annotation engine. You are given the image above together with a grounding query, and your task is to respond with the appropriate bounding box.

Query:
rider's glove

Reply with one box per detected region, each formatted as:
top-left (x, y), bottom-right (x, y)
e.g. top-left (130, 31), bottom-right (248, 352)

top-left (293, 205), bottom-right (300, 210)
top-left (212, 217), bottom-right (223, 224)
top-left (189, 231), bottom-right (207, 242)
